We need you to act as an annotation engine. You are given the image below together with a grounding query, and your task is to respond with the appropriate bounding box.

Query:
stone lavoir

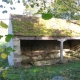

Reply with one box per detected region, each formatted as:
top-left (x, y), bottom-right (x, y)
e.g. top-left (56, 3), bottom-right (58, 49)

top-left (14, 37), bottom-right (80, 67)
top-left (12, 15), bottom-right (80, 67)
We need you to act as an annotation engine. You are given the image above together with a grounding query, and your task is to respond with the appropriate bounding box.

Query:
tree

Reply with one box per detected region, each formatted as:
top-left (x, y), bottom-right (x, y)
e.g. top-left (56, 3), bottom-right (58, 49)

top-left (2, 0), bottom-right (13, 4)
top-left (52, 0), bottom-right (80, 20)
top-left (1, 0), bottom-right (80, 20)
top-left (0, 22), bottom-right (13, 58)
top-left (0, 21), bottom-right (14, 61)
top-left (24, 0), bottom-right (80, 20)
top-left (0, 21), bottom-right (14, 79)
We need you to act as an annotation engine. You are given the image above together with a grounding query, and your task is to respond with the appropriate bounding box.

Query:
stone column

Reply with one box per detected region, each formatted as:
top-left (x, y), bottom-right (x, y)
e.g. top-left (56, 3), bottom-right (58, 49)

top-left (7, 14), bottom-right (14, 66)
top-left (7, 39), bottom-right (14, 66)
top-left (57, 39), bottom-right (66, 62)
top-left (13, 37), bottom-right (22, 67)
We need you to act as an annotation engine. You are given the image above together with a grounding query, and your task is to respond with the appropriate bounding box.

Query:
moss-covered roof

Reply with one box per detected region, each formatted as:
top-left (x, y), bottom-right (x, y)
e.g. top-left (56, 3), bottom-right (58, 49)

top-left (12, 15), bottom-right (80, 37)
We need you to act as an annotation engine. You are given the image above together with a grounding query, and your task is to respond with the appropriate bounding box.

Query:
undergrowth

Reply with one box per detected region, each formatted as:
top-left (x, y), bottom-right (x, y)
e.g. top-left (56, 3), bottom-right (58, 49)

top-left (0, 61), bottom-right (80, 80)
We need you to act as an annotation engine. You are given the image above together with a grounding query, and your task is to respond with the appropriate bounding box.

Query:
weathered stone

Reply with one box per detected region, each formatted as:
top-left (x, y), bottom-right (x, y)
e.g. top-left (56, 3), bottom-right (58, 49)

top-left (14, 57), bottom-right (22, 62)
top-left (63, 51), bottom-right (67, 56)
top-left (45, 56), bottom-right (50, 59)
top-left (14, 62), bottom-right (21, 67)
top-left (14, 57), bottom-right (22, 67)
top-left (22, 55), bottom-right (30, 61)
top-left (13, 37), bottom-right (21, 67)
top-left (54, 53), bottom-right (60, 58)
top-left (32, 55), bottom-right (42, 60)
top-left (52, 76), bottom-right (69, 80)
top-left (50, 54), bottom-right (55, 58)
top-left (59, 57), bottom-right (68, 63)
top-left (21, 64), bottom-right (32, 68)
top-left (13, 37), bottom-right (80, 67)
top-left (14, 54), bottom-right (21, 58)
top-left (34, 59), bottom-right (59, 66)
top-left (68, 56), bottom-right (80, 61)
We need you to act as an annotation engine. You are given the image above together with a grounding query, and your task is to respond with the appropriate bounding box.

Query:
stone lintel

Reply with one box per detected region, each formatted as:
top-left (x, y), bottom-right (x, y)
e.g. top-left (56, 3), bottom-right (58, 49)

top-left (15, 36), bottom-right (80, 40)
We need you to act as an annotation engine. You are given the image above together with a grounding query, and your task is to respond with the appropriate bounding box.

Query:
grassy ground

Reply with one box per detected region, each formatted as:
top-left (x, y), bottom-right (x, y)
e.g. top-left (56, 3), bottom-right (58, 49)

top-left (0, 61), bottom-right (80, 80)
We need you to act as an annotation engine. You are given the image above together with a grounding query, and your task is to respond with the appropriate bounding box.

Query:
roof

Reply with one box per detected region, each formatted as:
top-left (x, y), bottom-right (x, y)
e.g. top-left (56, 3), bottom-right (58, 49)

top-left (11, 15), bottom-right (80, 37)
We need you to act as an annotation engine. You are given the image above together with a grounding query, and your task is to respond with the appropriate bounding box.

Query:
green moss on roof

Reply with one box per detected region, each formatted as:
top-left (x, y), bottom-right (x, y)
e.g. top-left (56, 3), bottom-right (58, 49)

top-left (12, 15), bottom-right (80, 37)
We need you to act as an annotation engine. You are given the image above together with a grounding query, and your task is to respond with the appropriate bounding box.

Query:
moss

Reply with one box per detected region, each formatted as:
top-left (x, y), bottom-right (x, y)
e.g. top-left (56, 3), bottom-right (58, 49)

top-left (12, 15), bottom-right (80, 37)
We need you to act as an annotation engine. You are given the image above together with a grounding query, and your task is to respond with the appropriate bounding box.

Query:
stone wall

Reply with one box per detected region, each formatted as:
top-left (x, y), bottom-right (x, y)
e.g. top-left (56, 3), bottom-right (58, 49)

top-left (13, 37), bottom-right (22, 67)
top-left (13, 39), bottom-right (80, 66)
top-left (65, 40), bottom-right (80, 59)
top-left (21, 40), bottom-right (70, 66)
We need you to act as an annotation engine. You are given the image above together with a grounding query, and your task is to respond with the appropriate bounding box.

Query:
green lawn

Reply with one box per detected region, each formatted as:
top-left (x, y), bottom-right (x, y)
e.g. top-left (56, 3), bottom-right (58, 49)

top-left (0, 61), bottom-right (80, 80)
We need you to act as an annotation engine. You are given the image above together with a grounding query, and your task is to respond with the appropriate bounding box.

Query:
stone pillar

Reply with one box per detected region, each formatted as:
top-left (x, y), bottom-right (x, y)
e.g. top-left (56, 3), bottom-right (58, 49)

top-left (7, 39), bottom-right (14, 66)
top-left (7, 14), bottom-right (14, 66)
top-left (57, 39), bottom-right (66, 62)
top-left (13, 37), bottom-right (22, 67)
top-left (60, 40), bottom-right (64, 61)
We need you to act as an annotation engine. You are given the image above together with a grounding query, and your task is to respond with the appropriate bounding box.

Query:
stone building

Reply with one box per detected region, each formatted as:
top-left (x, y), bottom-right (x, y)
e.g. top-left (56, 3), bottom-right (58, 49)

top-left (11, 15), bottom-right (80, 67)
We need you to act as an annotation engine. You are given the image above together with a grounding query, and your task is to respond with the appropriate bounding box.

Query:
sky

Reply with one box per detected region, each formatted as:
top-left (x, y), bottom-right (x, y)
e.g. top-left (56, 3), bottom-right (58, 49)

top-left (0, 0), bottom-right (55, 15)
top-left (0, 0), bottom-right (25, 15)
top-left (0, 0), bottom-right (25, 42)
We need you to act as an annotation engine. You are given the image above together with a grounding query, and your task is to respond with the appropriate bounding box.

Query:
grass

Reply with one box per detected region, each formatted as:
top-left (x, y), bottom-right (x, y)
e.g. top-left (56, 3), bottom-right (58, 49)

top-left (0, 61), bottom-right (80, 80)
top-left (12, 16), bottom-right (80, 37)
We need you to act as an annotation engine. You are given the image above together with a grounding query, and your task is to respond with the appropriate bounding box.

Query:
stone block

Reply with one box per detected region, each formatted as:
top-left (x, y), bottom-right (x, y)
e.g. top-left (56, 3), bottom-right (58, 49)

top-left (53, 53), bottom-right (60, 58)
top-left (34, 59), bottom-right (59, 66)
top-left (50, 54), bottom-right (55, 58)
top-left (22, 55), bottom-right (30, 61)
top-left (52, 76), bottom-right (69, 80)
top-left (14, 62), bottom-right (21, 67)
top-left (32, 55), bottom-right (43, 60)
top-left (45, 56), bottom-right (50, 59)
top-left (14, 57), bottom-right (22, 62)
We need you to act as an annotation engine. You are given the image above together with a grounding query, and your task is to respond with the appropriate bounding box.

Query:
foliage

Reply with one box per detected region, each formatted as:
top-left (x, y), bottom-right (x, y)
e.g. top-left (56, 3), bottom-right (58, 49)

top-left (0, 61), bottom-right (80, 80)
top-left (0, 21), bottom-right (14, 79)
top-left (52, 0), bottom-right (80, 20)
top-left (1, 0), bottom-right (80, 20)
top-left (5, 34), bottom-right (14, 42)
top-left (2, 0), bottom-right (13, 5)
top-left (24, 0), bottom-right (80, 20)
top-left (0, 21), bottom-right (8, 29)
top-left (0, 21), bottom-right (14, 58)
top-left (0, 35), bottom-right (3, 39)
top-left (42, 13), bottom-right (53, 20)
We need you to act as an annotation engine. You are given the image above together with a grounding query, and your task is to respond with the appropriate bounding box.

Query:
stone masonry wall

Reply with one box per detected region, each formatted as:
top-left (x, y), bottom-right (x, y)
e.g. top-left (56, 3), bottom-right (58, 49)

top-left (21, 40), bottom-right (70, 66)
top-left (66, 40), bottom-right (80, 59)
top-left (13, 37), bottom-right (22, 67)
top-left (13, 38), bottom-right (80, 67)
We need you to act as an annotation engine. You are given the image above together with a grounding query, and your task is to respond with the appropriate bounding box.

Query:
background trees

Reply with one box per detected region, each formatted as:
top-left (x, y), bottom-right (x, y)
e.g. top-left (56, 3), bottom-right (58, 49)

top-left (24, 0), bottom-right (80, 20)
top-left (52, 0), bottom-right (80, 20)
top-left (1, 0), bottom-right (80, 20)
